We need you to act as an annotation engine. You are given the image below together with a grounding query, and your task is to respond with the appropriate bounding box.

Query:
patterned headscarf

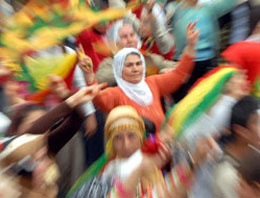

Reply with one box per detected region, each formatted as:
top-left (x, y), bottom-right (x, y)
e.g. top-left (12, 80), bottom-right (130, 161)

top-left (105, 105), bottom-right (145, 156)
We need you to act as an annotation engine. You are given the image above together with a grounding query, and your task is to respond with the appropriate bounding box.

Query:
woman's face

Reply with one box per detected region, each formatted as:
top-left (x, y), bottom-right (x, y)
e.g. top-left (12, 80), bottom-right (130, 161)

top-left (122, 54), bottom-right (143, 84)
top-left (113, 130), bottom-right (142, 159)
top-left (17, 110), bottom-right (46, 135)
top-left (117, 24), bottom-right (139, 48)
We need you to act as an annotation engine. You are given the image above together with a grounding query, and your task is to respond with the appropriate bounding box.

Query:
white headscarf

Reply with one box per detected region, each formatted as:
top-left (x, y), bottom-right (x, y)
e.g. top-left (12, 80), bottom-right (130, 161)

top-left (113, 48), bottom-right (153, 106)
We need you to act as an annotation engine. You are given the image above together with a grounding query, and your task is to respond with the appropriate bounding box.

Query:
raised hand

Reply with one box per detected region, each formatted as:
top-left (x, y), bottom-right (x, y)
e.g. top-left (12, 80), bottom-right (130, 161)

top-left (186, 21), bottom-right (200, 47)
top-left (48, 74), bottom-right (70, 99)
top-left (76, 44), bottom-right (93, 74)
top-left (143, 0), bottom-right (155, 13)
top-left (192, 137), bottom-right (221, 167)
top-left (66, 83), bottom-right (107, 108)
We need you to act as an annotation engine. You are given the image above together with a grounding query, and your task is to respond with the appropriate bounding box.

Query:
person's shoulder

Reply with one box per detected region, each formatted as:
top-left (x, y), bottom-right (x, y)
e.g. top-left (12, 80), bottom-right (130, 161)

top-left (98, 57), bottom-right (113, 67)
top-left (145, 75), bottom-right (159, 89)
top-left (214, 154), bottom-right (239, 181)
top-left (213, 155), bottom-right (240, 198)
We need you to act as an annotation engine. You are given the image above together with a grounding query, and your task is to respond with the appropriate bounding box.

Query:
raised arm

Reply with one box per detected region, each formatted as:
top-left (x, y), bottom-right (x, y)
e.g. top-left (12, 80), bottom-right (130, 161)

top-left (23, 102), bottom-right (73, 135)
top-left (147, 2), bottom-right (174, 55)
top-left (93, 87), bottom-right (119, 113)
top-left (148, 22), bottom-right (199, 97)
top-left (24, 85), bottom-right (103, 135)
top-left (46, 85), bottom-right (103, 154)
top-left (145, 52), bottom-right (178, 71)
top-left (47, 105), bottom-right (84, 154)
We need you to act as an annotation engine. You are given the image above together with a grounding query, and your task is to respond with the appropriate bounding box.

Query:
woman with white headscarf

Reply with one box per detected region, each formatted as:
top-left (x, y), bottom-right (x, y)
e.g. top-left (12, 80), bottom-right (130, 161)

top-left (95, 3), bottom-right (176, 86)
top-left (79, 22), bottom-right (199, 133)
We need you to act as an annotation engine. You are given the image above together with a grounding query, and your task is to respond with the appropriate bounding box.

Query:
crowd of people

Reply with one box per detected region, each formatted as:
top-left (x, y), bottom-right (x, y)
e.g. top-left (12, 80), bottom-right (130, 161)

top-left (0, 0), bottom-right (260, 198)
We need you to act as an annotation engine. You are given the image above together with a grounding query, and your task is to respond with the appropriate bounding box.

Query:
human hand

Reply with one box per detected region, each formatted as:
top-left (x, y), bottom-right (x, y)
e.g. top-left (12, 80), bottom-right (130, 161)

top-left (76, 44), bottom-right (93, 74)
top-left (186, 21), bottom-right (199, 47)
top-left (192, 137), bottom-right (221, 167)
top-left (66, 83), bottom-right (107, 108)
top-left (143, 0), bottom-right (155, 13)
top-left (142, 138), bottom-right (172, 169)
top-left (48, 74), bottom-right (70, 99)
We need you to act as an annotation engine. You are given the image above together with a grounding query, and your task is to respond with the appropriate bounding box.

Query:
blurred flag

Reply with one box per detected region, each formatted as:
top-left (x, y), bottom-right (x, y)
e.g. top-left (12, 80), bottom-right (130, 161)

top-left (165, 66), bottom-right (239, 138)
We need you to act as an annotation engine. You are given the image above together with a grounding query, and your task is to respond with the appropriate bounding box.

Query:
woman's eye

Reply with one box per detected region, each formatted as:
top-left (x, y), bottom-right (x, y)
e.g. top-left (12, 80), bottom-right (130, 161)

top-left (115, 135), bottom-right (122, 141)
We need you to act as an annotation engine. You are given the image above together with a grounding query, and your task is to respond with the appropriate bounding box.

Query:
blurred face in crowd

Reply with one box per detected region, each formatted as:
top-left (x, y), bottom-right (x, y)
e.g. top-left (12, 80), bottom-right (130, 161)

top-left (224, 72), bottom-right (249, 99)
top-left (235, 111), bottom-right (260, 147)
top-left (122, 54), bottom-right (143, 84)
top-left (113, 130), bottom-right (142, 158)
top-left (117, 23), bottom-right (139, 48)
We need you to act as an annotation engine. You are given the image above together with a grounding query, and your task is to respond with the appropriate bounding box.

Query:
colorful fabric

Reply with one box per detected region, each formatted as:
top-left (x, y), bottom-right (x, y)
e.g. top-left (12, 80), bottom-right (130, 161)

top-left (14, 53), bottom-right (77, 102)
top-left (221, 41), bottom-right (260, 98)
top-left (253, 77), bottom-right (260, 98)
top-left (0, 0), bottom-right (136, 101)
top-left (0, 1), bottom-right (130, 60)
top-left (166, 66), bottom-right (239, 138)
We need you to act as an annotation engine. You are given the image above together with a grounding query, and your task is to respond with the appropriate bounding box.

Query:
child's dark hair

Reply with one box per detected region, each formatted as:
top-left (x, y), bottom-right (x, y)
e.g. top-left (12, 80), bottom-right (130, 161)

top-left (219, 96), bottom-right (259, 145)
top-left (230, 96), bottom-right (259, 131)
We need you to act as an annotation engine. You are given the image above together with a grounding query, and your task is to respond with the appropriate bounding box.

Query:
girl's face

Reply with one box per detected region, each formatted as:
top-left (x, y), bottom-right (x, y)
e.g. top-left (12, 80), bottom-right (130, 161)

top-left (113, 130), bottom-right (142, 159)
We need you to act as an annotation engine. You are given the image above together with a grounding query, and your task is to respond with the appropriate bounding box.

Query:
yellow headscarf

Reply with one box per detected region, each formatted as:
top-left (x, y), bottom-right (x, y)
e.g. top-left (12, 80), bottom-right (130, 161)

top-left (104, 105), bottom-right (145, 157)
